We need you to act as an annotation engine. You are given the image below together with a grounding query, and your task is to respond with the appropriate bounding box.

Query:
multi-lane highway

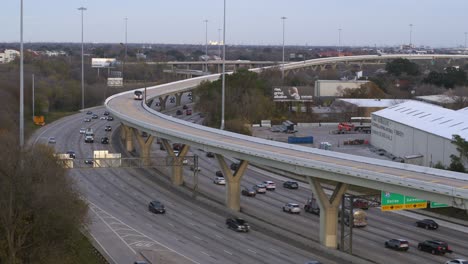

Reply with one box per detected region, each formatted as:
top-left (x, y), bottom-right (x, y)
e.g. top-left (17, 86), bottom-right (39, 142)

top-left (31, 96), bottom-right (468, 263)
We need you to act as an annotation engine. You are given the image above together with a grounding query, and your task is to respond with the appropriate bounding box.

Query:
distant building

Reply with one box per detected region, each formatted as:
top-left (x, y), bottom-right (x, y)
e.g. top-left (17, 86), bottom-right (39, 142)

top-left (415, 94), bottom-right (464, 109)
top-left (334, 98), bottom-right (409, 117)
top-left (0, 49), bottom-right (20, 63)
top-left (136, 52), bottom-right (147, 60)
top-left (371, 101), bottom-right (468, 167)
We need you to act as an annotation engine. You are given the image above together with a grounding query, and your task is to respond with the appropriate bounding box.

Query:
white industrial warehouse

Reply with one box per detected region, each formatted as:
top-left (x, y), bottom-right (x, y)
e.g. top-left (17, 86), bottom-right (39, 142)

top-left (371, 101), bottom-right (468, 167)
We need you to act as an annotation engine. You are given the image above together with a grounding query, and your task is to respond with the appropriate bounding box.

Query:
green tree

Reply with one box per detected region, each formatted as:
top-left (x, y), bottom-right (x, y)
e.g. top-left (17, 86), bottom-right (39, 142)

top-left (340, 82), bottom-right (386, 98)
top-left (385, 58), bottom-right (420, 76)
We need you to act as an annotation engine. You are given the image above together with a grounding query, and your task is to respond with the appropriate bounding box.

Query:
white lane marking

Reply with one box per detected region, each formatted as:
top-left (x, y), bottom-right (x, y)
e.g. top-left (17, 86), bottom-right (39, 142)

top-left (168, 223), bottom-right (175, 227)
top-left (88, 232), bottom-right (119, 264)
top-left (193, 236), bottom-right (202, 240)
top-left (215, 234), bottom-right (223, 239)
top-left (201, 251), bottom-right (210, 257)
top-left (248, 249), bottom-right (257, 254)
top-left (223, 250), bottom-right (233, 255)
top-left (88, 201), bottom-right (201, 264)
top-left (270, 248), bottom-right (278, 252)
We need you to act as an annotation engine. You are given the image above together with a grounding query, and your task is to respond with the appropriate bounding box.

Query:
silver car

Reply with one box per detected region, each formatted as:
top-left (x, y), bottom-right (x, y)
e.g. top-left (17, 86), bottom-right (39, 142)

top-left (253, 184), bottom-right (267, 194)
top-left (213, 177), bottom-right (226, 185)
top-left (283, 203), bottom-right (301, 214)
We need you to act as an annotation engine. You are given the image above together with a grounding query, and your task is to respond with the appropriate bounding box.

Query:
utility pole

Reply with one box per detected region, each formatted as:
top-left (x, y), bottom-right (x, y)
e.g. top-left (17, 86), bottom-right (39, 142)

top-left (32, 74), bottom-right (35, 119)
top-left (218, 28), bottom-right (222, 57)
top-left (124, 17), bottom-right (128, 78)
top-left (338, 28), bottom-right (342, 56)
top-left (465, 32), bottom-right (467, 51)
top-left (204, 19), bottom-right (208, 73)
top-left (409, 24), bottom-right (413, 47)
top-left (20, 0), bottom-right (24, 148)
top-left (281, 16), bottom-right (287, 82)
top-left (221, 0), bottom-right (226, 130)
top-left (78, 6), bottom-right (87, 110)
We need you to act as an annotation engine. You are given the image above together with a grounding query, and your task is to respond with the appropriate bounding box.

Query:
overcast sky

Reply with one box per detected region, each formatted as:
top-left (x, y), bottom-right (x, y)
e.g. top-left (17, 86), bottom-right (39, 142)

top-left (2, 1), bottom-right (467, 47)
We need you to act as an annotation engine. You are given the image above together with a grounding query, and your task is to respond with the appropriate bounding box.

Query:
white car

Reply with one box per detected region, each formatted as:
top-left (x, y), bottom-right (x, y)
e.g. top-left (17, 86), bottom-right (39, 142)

top-left (48, 137), bottom-right (56, 144)
top-left (253, 184), bottom-right (267, 194)
top-left (79, 128), bottom-right (86, 134)
top-left (213, 177), bottom-right (226, 185)
top-left (100, 116), bottom-right (107, 120)
top-left (263, 180), bottom-right (276, 191)
top-left (446, 260), bottom-right (468, 264)
top-left (283, 203), bottom-right (301, 214)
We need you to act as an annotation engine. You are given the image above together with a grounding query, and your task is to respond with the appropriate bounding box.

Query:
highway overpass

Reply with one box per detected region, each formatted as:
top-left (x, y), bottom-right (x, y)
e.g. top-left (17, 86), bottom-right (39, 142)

top-left (106, 54), bottom-right (468, 248)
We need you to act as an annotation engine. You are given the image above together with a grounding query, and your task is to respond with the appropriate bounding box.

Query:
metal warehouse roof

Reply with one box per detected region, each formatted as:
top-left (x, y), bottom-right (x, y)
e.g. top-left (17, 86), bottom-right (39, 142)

top-left (372, 101), bottom-right (468, 140)
top-left (337, 98), bottom-right (410, 108)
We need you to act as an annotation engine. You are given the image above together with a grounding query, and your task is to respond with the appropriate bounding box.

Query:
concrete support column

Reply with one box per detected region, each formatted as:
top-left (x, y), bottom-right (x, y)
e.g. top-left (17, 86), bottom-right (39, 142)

top-left (175, 93), bottom-right (183, 107)
top-left (123, 125), bottom-right (134, 152)
top-left (134, 130), bottom-right (154, 166)
top-left (120, 123), bottom-right (127, 141)
top-left (216, 155), bottom-right (248, 211)
top-left (161, 139), bottom-right (189, 185)
top-left (158, 95), bottom-right (169, 111)
top-left (308, 178), bottom-right (348, 249)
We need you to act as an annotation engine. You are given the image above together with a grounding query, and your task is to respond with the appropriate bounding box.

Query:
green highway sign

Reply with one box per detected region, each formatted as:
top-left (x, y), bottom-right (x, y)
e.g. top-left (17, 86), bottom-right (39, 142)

top-left (430, 202), bottom-right (449, 208)
top-left (381, 191), bottom-right (427, 211)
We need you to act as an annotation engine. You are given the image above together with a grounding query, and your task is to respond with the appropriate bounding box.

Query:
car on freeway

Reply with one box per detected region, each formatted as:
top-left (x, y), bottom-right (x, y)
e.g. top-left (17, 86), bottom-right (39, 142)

top-left (134, 261), bottom-right (148, 264)
top-left (353, 198), bottom-right (370, 210)
top-left (84, 158), bottom-right (94, 165)
top-left (283, 180), bottom-right (299, 189)
top-left (86, 111), bottom-right (92, 115)
top-left (103, 111), bottom-right (109, 116)
top-left (417, 240), bottom-right (452, 255)
top-left (107, 116), bottom-right (114, 121)
top-left (84, 118), bottom-right (91, 122)
top-left (91, 114), bottom-right (98, 119)
top-left (230, 162), bottom-right (239, 170)
top-left (100, 116), bottom-right (107, 120)
top-left (148, 200), bottom-right (166, 214)
top-left (384, 239), bottom-right (409, 251)
top-left (66, 151), bottom-right (76, 159)
top-left (101, 137), bottom-right (109, 144)
top-left (446, 260), bottom-right (468, 264)
top-left (305, 261), bottom-right (322, 264)
top-left (206, 152), bottom-right (215, 158)
top-left (182, 104), bottom-right (188, 109)
top-left (176, 110), bottom-right (183, 115)
top-left (263, 180), bottom-right (276, 191)
top-left (226, 217), bottom-right (249, 232)
top-left (253, 184), bottom-right (267, 194)
top-left (79, 128), bottom-right (86, 134)
top-left (48, 137), bottom-right (56, 144)
top-left (282, 203), bottom-right (301, 214)
top-left (416, 219), bottom-right (438, 230)
top-left (104, 125), bottom-right (112, 131)
top-left (215, 171), bottom-right (224, 177)
top-left (241, 187), bottom-right (256, 197)
top-left (186, 109), bottom-right (192, 115)
top-left (213, 177), bottom-right (226, 185)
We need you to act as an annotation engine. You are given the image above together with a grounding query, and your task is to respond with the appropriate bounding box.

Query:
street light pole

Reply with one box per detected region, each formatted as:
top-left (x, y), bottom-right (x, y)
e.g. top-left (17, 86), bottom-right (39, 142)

top-left (338, 28), bottom-right (342, 56)
top-left (78, 7), bottom-right (86, 110)
top-left (218, 28), bottom-right (222, 57)
top-left (409, 24), bottom-right (413, 47)
top-left (281, 16), bottom-right (287, 82)
top-left (32, 74), bottom-right (35, 119)
top-left (204, 19), bottom-right (208, 73)
top-left (464, 32), bottom-right (467, 51)
top-left (20, 0), bottom-right (24, 148)
top-left (124, 17), bottom-right (128, 78)
top-left (220, 0), bottom-right (226, 130)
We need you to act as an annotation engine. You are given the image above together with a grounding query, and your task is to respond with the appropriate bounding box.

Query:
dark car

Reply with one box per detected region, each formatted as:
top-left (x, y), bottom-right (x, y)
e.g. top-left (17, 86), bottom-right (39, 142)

top-left (104, 125), bottom-right (112, 131)
top-left (103, 111), bottom-right (109, 116)
top-left (84, 158), bottom-right (94, 165)
top-left (186, 109), bottom-right (192, 115)
top-left (206, 152), bottom-right (215, 158)
top-left (385, 239), bottom-right (409, 251)
top-left (230, 162), bottom-right (239, 171)
top-left (107, 116), bottom-right (114, 121)
top-left (86, 111), bottom-right (92, 115)
top-left (66, 150), bottom-right (76, 159)
top-left (418, 240), bottom-right (452, 255)
top-left (176, 110), bottom-right (183, 115)
top-left (148, 200), bottom-right (166, 214)
top-left (283, 180), bottom-right (299, 189)
top-left (91, 114), bottom-right (98, 119)
top-left (182, 104), bottom-right (188, 109)
top-left (353, 199), bottom-right (370, 210)
top-left (101, 137), bottom-right (109, 144)
top-left (241, 187), bottom-right (256, 197)
top-left (226, 217), bottom-right (249, 232)
top-left (416, 219), bottom-right (438, 230)
top-left (216, 171), bottom-right (224, 177)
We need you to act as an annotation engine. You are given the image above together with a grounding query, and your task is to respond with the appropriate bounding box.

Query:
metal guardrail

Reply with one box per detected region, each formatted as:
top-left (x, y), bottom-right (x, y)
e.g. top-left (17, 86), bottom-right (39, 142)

top-left (56, 156), bottom-right (197, 169)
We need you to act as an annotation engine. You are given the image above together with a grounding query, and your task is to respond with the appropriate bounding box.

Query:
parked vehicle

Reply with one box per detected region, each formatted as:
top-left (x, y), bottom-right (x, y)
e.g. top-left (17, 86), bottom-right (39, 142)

top-left (226, 217), bottom-right (249, 232)
top-left (213, 177), bottom-right (226, 185)
top-left (337, 122), bottom-right (371, 134)
top-left (416, 219), bottom-right (438, 230)
top-left (304, 196), bottom-right (320, 215)
top-left (283, 203), bottom-right (301, 214)
top-left (283, 181), bottom-right (299, 189)
top-left (385, 239), bottom-right (409, 251)
top-left (263, 180), bottom-right (276, 190)
top-left (148, 200), bottom-right (165, 214)
top-left (445, 259), bottom-right (468, 264)
top-left (253, 184), bottom-right (267, 194)
top-left (418, 240), bottom-right (452, 255)
top-left (241, 187), bottom-right (256, 197)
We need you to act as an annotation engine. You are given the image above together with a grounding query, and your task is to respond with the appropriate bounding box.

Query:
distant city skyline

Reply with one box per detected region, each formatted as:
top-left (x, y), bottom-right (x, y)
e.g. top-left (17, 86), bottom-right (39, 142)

top-left (1, 0), bottom-right (467, 48)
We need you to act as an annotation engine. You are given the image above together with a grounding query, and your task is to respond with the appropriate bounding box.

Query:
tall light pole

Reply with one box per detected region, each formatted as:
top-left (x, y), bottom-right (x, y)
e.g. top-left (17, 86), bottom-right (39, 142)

top-left (124, 17), bottom-right (128, 77)
top-left (338, 28), bottom-right (342, 56)
top-left (78, 7), bottom-right (86, 110)
top-left (464, 32), bottom-right (467, 51)
top-left (281, 16), bottom-right (287, 82)
top-left (220, 0), bottom-right (226, 130)
top-left (218, 28), bottom-right (222, 57)
top-left (20, 0), bottom-right (24, 148)
top-left (409, 24), bottom-right (413, 47)
top-left (204, 19), bottom-right (208, 73)
top-left (32, 74), bottom-right (35, 119)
